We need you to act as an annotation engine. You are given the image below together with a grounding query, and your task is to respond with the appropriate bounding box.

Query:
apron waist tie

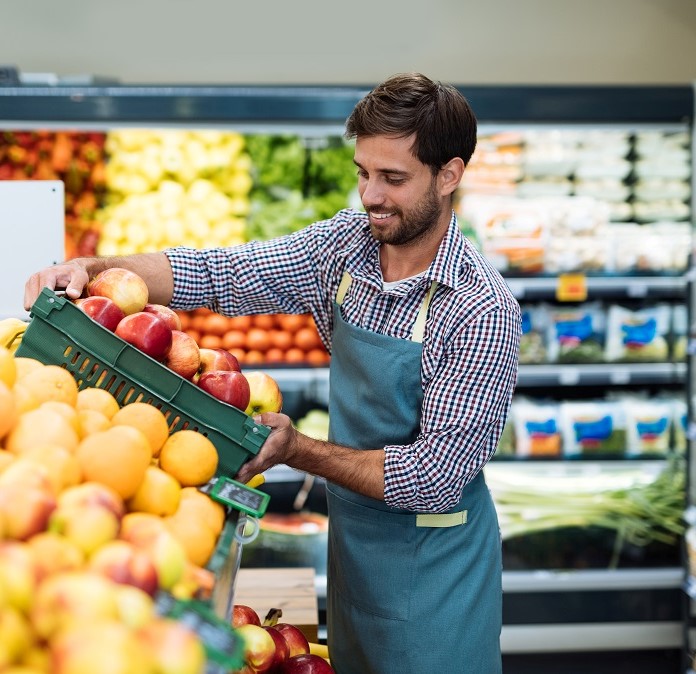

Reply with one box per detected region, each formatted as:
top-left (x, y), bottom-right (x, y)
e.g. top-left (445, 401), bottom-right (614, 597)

top-left (416, 510), bottom-right (468, 528)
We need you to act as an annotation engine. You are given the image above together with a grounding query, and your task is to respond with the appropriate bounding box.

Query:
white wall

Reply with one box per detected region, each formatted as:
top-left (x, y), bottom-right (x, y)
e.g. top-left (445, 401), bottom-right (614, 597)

top-left (1, 0), bottom-right (695, 86)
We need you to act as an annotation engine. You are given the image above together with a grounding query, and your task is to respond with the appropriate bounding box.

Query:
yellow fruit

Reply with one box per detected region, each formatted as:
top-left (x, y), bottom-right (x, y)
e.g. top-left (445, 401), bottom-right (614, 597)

top-left (76, 425), bottom-right (152, 499)
top-left (12, 358), bottom-right (43, 381)
top-left (158, 430), bottom-right (218, 487)
top-left (19, 365), bottom-right (78, 407)
top-left (5, 408), bottom-right (80, 454)
top-left (22, 445), bottom-right (82, 493)
top-left (0, 346), bottom-right (17, 388)
top-left (75, 387), bottom-right (121, 420)
top-left (0, 381), bottom-right (18, 439)
top-left (0, 450), bottom-right (15, 473)
top-left (178, 487), bottom-right (226, 536)
top-left (39, 401), bottom-right (81, 435)
top-left (126, 466), bottom-right (181, 517)
top-left (111, 402), bottom-right (170, 457)
top-left (76, 409), bottom-right (111, 438)
top-left (164, 512), bottom-right (218, 567)
top-left (10, 384), bottom-right (39, 415)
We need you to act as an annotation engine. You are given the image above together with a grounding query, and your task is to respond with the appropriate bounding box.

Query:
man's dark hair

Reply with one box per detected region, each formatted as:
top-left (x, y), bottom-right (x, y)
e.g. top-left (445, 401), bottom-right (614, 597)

top-left (345, 72), bottom-right (477, 175)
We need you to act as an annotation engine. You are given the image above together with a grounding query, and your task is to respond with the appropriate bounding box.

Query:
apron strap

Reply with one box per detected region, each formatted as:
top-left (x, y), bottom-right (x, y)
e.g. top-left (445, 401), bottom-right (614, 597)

top-left (411, 281), bottom-right (438, 343)
top-left (335, 271), bottom-right (437, 343)
top-left (336, 271), bottom-right (352, 306)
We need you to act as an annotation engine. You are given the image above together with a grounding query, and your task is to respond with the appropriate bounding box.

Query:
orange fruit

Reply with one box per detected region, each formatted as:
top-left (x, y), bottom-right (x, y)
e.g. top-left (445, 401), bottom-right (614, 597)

top-left (244, 349), bottom-right (265, 365)
top-left (277, 314), bottom-right (308, 333)
top-left (76, 425), bottom-right (152, 499)
top-left (10, 382), bottom-right (40, 414)
top-left (221, 330), bottom-right (246, 351)
top-left (77, 409), bottom-right (112, 437)
top-left (126, 465), bottom-right (182, 517)
top-left (5, 407), bottom-right (80, 454)
top-left (178, 487), bottom-right (226, 536)
top-left (0, 380), bottom-right (17, 439)
top-left (284, 347), bottom-right (307, 364)
top-left (164, 511), bottom-right (218, 567)
top-left (269, 330), bottom-right (293, 351)
top-left (246, 328), bottom-right (270, 353)
top-left (0, 450), bottom-right (15, 473)
top-left (22, 444), bottom-right (82, 492)
top-left (185, 329), bottom-right (201, 343)
top-left (76, 387), bottom-right (120, 420)
top-left (198, 334), bottom-right (223, 350)
top-left (19, 365), bottom-right (78, 407)
top-left (13, 357), bottom-right (44, 380)
top-left (111, 402), bottom-right (170, 458)
top-left (227, 315), bottom-right (252, 332)
top-left (263, 348), bottom-right (285, 364)
top-left (40, 401), bottom-right (81, 435)
top-left (202, 313), bottom-right (230, 337)
top-left (294, 327), bottom-right (322, 352)
top-left (306, 348), bottom-right (331, 366)
top-left (252, 314), bottom-right (276, 330)
top-left (158, 430), bottom-right (218, 487)
top-left (0, 346), bottom-right (17, 388)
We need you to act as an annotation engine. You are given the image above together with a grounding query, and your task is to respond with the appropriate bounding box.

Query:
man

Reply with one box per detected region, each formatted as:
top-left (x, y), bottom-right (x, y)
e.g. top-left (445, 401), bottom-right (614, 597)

top-left (25, 73), bottom-right (520, 673)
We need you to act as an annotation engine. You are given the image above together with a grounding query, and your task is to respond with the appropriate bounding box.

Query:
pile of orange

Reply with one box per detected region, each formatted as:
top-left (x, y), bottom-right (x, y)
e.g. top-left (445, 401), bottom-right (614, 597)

top-left (0, 346), bottom-right (225, 575)
top-left (178, 309), bottom-right (331, 367)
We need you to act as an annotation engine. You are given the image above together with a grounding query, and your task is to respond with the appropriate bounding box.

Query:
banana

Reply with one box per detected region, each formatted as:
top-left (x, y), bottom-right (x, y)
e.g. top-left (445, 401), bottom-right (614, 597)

top-left (0, 318), bottom-right (28, 353)
top-left (309, 642), bottom-right (330, 660)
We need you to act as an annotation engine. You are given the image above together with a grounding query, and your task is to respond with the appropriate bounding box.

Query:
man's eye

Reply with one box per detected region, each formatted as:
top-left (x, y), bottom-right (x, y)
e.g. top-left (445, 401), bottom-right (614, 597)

top-left (386, 178), bottom-right (405, 186)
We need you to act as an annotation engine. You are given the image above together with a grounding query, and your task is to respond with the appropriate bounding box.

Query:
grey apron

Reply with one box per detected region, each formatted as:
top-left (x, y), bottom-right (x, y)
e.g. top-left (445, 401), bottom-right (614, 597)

top-left (326, 272), bottom-right (502, 674)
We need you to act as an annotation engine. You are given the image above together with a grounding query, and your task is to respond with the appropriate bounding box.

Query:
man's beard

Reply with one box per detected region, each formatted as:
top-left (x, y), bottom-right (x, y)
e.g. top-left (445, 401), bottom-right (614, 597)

top-left (368, 179), bottom-right (442, 246)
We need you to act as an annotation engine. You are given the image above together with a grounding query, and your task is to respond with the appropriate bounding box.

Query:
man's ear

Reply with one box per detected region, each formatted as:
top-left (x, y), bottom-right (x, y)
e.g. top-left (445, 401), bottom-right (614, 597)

top-left (439, 157), bottom-right (465, 196)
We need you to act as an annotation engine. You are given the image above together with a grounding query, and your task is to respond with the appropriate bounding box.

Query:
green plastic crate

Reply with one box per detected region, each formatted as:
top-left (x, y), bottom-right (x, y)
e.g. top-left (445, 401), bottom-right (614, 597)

top-left (16, 288), bottom-right (270, 477)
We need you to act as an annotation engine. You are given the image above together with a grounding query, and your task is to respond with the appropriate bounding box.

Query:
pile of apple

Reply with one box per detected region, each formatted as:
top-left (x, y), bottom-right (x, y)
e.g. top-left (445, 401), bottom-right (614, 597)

top-left (76, 267), bottom-right (283, 415)
top-left (232, 604), bottom-right (334, 674)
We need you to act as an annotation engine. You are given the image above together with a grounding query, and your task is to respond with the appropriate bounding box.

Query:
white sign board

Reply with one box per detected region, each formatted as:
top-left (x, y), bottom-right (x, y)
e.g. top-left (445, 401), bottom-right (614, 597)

top-left (0, 181), bottom-right (65, 319)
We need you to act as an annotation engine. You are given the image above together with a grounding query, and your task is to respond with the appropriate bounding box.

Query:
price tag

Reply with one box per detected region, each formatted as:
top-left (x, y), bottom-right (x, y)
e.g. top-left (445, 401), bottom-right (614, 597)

top-left (556, 273), bottom-right (587, 302)
top-left (155, 594), bottom-right (245, 670)
top-left (209, 477), bottom-right (270, 518)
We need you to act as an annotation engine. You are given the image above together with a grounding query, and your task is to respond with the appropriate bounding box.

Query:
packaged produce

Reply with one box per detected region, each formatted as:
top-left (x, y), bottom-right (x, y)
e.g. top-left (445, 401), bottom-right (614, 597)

top-left (511, 399), bottom-right (562, 457)
top-left (518, 305), bottom-right (548, 364)
top-left (623, 397), bottom-right (673, 457)
top-left (604, 303), bottom-right (671, 363)
top-left (546, 303), bottom-right (606, 364)
top-left (560, 401), bottom-right (626, 457)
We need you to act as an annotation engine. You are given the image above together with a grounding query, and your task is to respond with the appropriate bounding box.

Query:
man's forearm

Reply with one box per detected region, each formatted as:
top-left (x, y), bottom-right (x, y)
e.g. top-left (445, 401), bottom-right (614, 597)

top-left (288, 436), bottom-right (385, 500)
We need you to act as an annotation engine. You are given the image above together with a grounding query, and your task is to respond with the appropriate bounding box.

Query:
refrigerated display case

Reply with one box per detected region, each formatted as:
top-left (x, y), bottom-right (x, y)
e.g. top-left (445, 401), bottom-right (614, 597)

top-left (1, 75), bottom-right (693, 672)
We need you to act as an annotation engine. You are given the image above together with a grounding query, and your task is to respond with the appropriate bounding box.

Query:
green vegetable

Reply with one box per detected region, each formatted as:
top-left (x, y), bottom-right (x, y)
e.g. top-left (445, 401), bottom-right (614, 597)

top-left (486, 458), bottom-right (685, 568)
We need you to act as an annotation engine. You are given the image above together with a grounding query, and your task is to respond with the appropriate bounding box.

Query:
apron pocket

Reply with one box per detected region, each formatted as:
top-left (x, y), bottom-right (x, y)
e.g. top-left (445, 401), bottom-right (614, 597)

top-left (327, 488), bottom-right (416, 621)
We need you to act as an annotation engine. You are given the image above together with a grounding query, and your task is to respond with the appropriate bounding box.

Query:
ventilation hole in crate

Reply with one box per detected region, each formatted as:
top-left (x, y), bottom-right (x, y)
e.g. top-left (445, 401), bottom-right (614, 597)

top-left (122, 387), bottom-right (139, 405)
top-left (76, 356), bottom-right (90, 372)
top-left (63, 345), bottom-right (73, 358)
top-left (181, 421), bottom-right (190, 430)
top-left (95, 369), bottom-right (111, 388)
top-left (168, 415), bottom-right (182, 431)
top-left (113, 381), bottom-right (126, 399)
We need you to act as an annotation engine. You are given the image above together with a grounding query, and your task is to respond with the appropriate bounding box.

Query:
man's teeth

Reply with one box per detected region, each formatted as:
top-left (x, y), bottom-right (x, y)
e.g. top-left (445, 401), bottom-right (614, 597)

top-left (372, 212), bottom-right (394, 220)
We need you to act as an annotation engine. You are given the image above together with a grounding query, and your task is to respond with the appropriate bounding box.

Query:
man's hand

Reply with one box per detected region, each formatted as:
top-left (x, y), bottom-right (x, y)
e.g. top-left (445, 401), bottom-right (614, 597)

top-left (24, 260), bottom-right (91, 310)
top-left (235, 412), bottom-right (299, 484)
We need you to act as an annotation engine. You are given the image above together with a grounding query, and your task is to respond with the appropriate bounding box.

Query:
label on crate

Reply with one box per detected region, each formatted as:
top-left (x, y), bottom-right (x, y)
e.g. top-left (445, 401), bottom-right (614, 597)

top-left (209, 476), bottom-right (270, 518)
top-left (155, 593), bottom-right (244, 670)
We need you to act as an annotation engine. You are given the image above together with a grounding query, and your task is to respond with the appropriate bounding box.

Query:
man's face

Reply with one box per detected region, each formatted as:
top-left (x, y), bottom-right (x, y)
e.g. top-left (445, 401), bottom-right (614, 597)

top-left (353, 134), bottom-right (444, 246)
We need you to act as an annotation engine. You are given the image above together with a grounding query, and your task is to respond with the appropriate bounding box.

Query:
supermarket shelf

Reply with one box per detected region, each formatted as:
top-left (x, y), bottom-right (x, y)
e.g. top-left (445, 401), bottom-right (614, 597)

top-left (504, 274), bottom-right (687, 301)
top-left (503, 567), bottom-right (682, 593)
top-left (0, 83), bottom-right (690, 127)
top-left (517, 361), bottom-right (686, 387)
top-left (500, 621), bottom-right (681, 653)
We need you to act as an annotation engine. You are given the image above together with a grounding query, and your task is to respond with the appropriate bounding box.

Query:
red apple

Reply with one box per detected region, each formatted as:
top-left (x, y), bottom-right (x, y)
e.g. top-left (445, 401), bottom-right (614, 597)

top-left (116, 312), bottom-right (173, 361)
top-left (87, 268), bottom-right (149, 315)
top-left (244, 371), bottom-right (283, 416)
top-left (163, 330), bottom-right (201, 380)
top-left (194, 347), bottom-right (241, 383)
top-left (235, 624), bottom-right (276, 673)
top-left (274, 623), bottom-right (310, 658)
top-left (143, 303), bottom-right (182, 331)
top-left (74, 296), bottom-right (126, 331)
top-left (197, 371), bottom-right (250, 411)
top-left (280, 653), bottom-right (335, 673)
top-left (232, 604), bottom-right (261, 628)
top-left (264, 625), bottom-right (290, 670)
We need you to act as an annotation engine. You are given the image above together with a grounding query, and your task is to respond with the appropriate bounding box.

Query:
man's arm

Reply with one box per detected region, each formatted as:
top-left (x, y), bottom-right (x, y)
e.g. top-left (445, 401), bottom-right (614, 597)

top-left (235, 412), bottom-right (385, 500)
top-left (24, 252), bottom-right (174, 311)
